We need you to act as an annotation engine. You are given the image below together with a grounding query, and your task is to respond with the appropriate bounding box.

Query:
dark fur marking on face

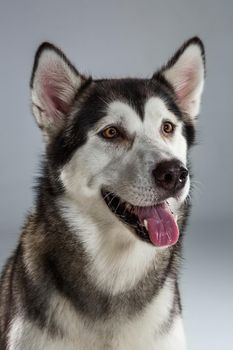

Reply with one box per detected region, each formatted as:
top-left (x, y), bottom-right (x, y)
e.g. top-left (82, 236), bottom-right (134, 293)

top-left (148, 77), bottom-right (183, 120)
top-left (46, 75), bottom-right (190, 171)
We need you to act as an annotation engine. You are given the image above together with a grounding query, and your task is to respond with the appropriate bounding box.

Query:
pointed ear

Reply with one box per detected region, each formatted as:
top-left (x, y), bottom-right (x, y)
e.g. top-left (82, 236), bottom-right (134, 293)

top-left (30, 43), bottom-right (90, 142)
top-left (156, 37), bottom-right (205, 121)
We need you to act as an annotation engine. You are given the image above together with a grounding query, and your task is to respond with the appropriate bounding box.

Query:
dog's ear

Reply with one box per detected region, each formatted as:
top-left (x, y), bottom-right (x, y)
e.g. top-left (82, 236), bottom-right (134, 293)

top-left (154, 37), bottom-right (205, 122)
top-left (30, 43), bottom-right (90, 142)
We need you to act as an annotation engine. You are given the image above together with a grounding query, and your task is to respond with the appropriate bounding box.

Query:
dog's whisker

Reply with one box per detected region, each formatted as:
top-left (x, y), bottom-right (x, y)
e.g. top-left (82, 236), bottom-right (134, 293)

top-left (103, 191), bottom-right (114, 201)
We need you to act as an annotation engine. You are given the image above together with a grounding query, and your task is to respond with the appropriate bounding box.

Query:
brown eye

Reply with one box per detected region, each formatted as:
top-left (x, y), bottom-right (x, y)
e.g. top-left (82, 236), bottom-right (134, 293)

top-left (162, 121), bottom-right (175, 135)
top-left (101, 126), bottom-right (119, 139)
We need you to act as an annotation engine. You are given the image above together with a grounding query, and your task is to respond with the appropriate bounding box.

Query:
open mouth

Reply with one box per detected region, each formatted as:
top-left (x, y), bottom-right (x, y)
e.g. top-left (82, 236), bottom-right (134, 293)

top-left (101, 190), bottom-right (179, 247)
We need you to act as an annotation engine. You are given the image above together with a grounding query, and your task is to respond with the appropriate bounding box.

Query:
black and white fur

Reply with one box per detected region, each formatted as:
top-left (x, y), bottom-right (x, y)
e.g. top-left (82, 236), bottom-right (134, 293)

top-left (0, 37), bottom-right (205, 349)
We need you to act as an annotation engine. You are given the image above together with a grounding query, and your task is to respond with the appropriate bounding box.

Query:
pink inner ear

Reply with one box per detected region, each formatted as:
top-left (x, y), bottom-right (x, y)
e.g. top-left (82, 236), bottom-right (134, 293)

top-left (46, 84), bottom-right (70, 115)
top-left (176, 65), bottom-right (198, 100)
top-left (39, 73), bottom-right (72, 119)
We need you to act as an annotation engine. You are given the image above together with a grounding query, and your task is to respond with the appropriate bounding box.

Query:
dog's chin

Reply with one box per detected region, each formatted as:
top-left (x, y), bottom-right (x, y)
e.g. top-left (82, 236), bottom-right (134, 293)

top-left (101, 189), bottom-right (180, 248)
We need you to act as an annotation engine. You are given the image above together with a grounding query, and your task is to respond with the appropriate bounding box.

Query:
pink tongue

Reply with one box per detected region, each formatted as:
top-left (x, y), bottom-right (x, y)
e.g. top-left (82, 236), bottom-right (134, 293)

top-left (137, 204), bottom-right (179, 247)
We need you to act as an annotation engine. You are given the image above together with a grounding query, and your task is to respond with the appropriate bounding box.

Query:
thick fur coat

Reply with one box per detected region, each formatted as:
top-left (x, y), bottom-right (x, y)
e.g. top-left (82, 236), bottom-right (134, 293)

top-left (0, 37), bottom-right (205, 349)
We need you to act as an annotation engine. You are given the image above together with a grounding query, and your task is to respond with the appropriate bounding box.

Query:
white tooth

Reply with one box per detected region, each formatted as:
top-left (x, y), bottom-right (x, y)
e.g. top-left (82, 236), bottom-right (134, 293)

top-left (143, 219), bottom-right (148, 230)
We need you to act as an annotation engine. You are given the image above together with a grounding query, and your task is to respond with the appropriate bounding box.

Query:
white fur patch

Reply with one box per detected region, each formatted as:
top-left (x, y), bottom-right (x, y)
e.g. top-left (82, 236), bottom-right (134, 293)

top-left (8, 316), bottom-right (76, 350)
top-left (7, 278), bottom-right (185, 349)
top-left (153, 316), bottom-right (186, 350)
top-left (144, 97), bottom-right (188, 165)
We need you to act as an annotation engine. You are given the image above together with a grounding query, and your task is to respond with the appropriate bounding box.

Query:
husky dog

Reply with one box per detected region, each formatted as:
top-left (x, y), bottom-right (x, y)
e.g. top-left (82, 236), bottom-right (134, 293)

top-left (0, 37), bottom-right (205, 349)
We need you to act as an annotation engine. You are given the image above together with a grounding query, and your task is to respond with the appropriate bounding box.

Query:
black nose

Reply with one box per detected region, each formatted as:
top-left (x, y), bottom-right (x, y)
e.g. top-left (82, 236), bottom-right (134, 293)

top-left (153, 160), bottom-right (188, 193)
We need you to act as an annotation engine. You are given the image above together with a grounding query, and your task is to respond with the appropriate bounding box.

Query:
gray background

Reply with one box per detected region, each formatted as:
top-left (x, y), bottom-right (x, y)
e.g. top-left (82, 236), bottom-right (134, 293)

top-left (0, 0), bottom-right (232, 349)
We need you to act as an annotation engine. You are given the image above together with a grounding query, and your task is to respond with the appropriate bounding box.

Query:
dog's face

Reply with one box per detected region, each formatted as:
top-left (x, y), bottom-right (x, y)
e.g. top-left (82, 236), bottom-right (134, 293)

top-left (31, 38), bottom-right (205, 247)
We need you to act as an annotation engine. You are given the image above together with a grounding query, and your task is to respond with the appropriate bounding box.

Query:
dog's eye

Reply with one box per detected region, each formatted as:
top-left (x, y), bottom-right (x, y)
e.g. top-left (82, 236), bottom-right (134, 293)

top-left (162, 121), bottom-right (175, 135)
top-left (101, 126), bottom-right (120, 140)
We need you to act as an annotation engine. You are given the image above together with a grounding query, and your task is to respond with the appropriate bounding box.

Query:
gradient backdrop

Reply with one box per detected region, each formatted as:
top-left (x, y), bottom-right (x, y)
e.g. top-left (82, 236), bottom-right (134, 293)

top-left (0, 1), bottom-right (232, 349)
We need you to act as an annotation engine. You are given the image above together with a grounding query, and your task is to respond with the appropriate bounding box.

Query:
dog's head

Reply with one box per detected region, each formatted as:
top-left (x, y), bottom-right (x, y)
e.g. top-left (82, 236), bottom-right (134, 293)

top-left (31, 38), bottom-right (205, 248)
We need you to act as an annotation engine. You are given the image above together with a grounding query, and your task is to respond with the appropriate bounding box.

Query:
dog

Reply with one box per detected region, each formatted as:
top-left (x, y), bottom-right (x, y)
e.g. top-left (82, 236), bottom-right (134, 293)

top-left (0, 37), bottom-right (205, 349)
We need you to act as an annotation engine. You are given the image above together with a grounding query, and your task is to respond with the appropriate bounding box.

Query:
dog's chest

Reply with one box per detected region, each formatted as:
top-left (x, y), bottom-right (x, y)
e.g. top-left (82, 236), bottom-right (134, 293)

top-left (9, 279), bottom-right (185, 350)
top-left (53, 289), bottom-right (172, 350)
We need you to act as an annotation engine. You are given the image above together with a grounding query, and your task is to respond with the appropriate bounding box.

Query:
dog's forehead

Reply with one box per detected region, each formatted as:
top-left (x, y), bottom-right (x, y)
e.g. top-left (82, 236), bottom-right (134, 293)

top-left (96, 97), bottom-right (179, 134)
